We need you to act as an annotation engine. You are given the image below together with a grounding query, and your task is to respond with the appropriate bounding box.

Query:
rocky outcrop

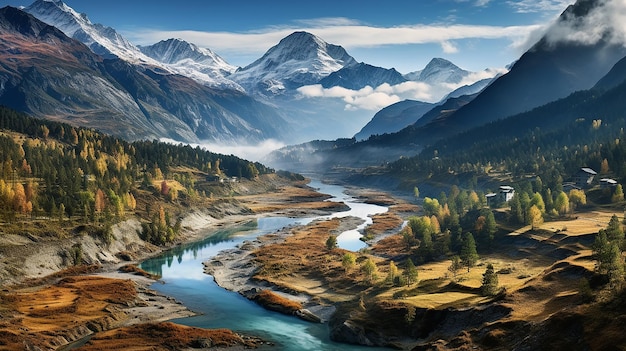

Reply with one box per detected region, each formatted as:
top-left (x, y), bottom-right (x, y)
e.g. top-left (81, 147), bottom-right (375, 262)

top-left (329, 300), bottom-right (512, 348)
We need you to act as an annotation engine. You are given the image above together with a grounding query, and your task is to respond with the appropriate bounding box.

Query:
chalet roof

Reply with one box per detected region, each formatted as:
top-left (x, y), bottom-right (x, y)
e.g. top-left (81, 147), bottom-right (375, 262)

top-left (600, 178), bottom-right (617, 184)
top-left (499, 185), bottom-right (514, 192)
top-left (580, 167), bottom-right (597, 175)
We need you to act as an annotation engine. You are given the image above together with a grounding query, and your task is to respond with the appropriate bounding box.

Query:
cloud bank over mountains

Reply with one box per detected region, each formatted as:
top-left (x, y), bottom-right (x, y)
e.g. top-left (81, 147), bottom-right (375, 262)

top-left (545, 0), bottom-right (626, 47)
top-left (297, 68), bottom-right (507, 111)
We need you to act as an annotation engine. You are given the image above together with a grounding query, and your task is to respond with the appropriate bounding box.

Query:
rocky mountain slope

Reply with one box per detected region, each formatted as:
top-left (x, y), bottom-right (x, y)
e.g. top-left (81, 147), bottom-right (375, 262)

top-left (416, 0), bottom-right (626, 139)
top-left (0, 6), bottom-right (289, 143)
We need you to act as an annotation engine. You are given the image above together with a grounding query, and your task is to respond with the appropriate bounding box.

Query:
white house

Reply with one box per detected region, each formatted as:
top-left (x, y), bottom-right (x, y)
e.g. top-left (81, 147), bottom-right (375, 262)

top-left (600, 178), bottom-right (618, 188)
top-left (487, 185), bottom-right (515, 205)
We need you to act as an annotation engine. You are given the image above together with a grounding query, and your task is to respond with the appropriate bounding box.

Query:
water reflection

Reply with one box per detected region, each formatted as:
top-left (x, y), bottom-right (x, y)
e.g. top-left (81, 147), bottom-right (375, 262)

top-left (141, 221), bottom-right (258, 278)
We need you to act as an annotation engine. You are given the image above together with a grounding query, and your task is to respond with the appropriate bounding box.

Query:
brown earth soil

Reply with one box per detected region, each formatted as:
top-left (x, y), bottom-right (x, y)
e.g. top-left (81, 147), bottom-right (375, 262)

top-left (75, 322), bottom-right (265, 351)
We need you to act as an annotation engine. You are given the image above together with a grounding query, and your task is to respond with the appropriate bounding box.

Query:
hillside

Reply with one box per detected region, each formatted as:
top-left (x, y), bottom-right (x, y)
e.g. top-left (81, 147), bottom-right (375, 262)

top-left (0, 105), bottom-right (355, 349)
top-left (0, 6), bottom-right (288, 144)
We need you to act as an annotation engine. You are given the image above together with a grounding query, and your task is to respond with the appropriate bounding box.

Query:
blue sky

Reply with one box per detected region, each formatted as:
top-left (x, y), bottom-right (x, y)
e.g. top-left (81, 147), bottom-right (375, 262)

top-left (1, 0), bottom-right (574, 73)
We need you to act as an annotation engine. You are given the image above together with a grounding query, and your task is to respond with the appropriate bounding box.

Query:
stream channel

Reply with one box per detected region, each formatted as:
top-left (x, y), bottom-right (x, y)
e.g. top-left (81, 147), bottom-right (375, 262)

top-left (139, 179), bottom-right (390, 350)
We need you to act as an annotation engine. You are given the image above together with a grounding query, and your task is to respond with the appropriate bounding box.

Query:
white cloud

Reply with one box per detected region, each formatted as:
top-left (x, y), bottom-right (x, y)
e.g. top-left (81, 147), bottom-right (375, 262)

top-left (296, 67), bottom-right (506, 111)
top-left (475, 0), bottom-right (493, 7)
top-left (441, 67), bottom-right (509, 90)
top-left (441, 40), bottom-right (459, 53)
top-left (124, 22), bottom-right (543, 60)
top-left (543, 0), bottom-right (626, 47)
top-left (507, 0), bottom-right (574, 14)
top-left (160, 138), bottom-right (285, 163)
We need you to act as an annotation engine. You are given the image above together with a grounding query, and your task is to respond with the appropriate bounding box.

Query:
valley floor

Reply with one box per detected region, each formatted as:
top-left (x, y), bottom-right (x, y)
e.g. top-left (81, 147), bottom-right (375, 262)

top-left (1, 174), bottom-right (625, 350)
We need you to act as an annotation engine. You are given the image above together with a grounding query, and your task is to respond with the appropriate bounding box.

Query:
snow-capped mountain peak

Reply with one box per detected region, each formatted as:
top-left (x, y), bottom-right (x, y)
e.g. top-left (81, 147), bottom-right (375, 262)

top-left (24, 0), bottom-right (242, 89)
top-left (25, 0), bottom-right (148, 62)
top-left (405, 58), bottom-right (470, 85)
top-left (139, 38), bottom-right (243, 90)
top-left (231, 31), bottom-right (357, 94)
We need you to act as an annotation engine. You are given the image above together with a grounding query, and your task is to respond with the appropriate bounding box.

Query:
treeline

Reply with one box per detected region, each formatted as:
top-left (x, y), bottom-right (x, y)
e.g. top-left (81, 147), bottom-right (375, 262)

top-left (0, 106), bottom-right (273, 223)
top-left (389, 80), bottom-right (626, 189)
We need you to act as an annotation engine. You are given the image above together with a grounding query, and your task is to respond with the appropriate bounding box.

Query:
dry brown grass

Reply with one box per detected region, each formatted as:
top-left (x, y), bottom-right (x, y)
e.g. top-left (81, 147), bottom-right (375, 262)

top-left (367, 212), bottom-right (404, 236)
top-left (254, 290), bottom-right (303, 313)
top-left (237, 183), bottom-right (344, 214)
top-left (76, 322), bottom-right (258, 351)
top-left (540, 210), bottom-right (618, 236)
top-left (252, 217), bottom-right (385, 303)
top-left (0, 276), bottom-right (137, 350)
top-left (371, 233), bottom-right (410, 257)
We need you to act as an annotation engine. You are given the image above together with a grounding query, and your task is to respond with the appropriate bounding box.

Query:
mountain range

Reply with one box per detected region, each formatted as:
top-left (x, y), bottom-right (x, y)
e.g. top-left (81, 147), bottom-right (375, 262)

top-left (3, 0), bottom-right (620, 168)
top-left (267, 0), bottom-right (626, 171)
top-left (0, 0), bottom-right (493, 147)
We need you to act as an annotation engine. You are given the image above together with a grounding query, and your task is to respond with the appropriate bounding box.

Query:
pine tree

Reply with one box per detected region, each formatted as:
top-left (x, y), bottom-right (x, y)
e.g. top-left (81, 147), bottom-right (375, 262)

top-left (460, 233), bottom-right (479, 272)
top-left (606, 214), bottom-right (624, 243)
top-left (326, 235), bottom-right (337, 250)
top-left (593, 229), bottom-right (611, 273)
top-left (509, 195), bottom-right (524, 224)
top-left (481, 263), bottom-right (499, 296)
top-left (606, 243), bottom-right (625, 291)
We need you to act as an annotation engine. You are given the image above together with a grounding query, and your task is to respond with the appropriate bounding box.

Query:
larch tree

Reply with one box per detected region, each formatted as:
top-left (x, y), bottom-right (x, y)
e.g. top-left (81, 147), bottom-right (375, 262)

top-left (342, 253), bottom-right (356, 272)
top-left (12, 182), bottom-right (27, 215)
top-left (528, 205), bottom-right (544, 230)
top-left (554, 191), bottom-right (569, 216)
top-left (612, 184), bottom-right (624, 203)
top-left (530, 192), bottom-right (545, 214)
top-left (404, 258), bottom-right (419, 286)
top-left (601, 158), bottom-right (610, 174)
top-left (362, 258), bottom-right (379, 283)
top-left (569, 189), bottom-right (587, 210)
top-left (386, 261), bottom-right (399, 285)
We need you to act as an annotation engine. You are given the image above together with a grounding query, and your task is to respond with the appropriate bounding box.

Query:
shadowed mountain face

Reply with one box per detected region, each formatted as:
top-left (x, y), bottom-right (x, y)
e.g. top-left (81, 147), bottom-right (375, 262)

top-left (319, 63), bottom-right (406, 90)
top-left (0, 6), bottom-right (289, 143)
top-left (414, 0), bottom-right (626, 140)
top-left (401, 0), bottom-right (626, 146)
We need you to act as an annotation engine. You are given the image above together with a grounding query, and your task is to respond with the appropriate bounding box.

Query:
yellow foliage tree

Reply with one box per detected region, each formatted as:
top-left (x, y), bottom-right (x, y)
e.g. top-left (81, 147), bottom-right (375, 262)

top-left (528, 205), bottom-right (544, 229)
